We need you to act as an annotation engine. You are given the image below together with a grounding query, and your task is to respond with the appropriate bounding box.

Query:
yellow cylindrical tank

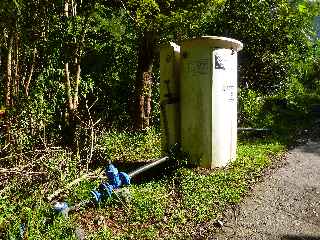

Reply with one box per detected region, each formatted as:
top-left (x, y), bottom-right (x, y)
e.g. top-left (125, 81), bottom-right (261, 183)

top-left (180, 36), bottom-right (243, 168)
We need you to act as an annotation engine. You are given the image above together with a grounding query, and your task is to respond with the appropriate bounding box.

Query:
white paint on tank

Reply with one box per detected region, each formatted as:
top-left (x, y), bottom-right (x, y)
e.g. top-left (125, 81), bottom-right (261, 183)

top-left (212, 48), bottom-right (238, 167)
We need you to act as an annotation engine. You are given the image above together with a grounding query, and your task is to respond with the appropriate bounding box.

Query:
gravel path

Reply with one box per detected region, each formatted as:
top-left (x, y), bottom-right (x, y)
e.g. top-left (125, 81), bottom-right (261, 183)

top-left (215, 139), bottom-right (320, 240)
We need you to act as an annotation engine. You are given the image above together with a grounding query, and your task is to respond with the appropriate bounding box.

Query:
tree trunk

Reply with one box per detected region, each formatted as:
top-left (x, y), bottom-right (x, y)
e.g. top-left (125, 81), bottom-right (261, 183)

top-left (64, 0), bottom-right (73, 111)
top-left (73, 56), bottom-right (80, 109)
top-left (24, 48), bottom-right (37, 97)
top-left (5, 34), bottom-right (13, 107)
top-left (134, 31), bottom-right (157, 130)
top-left (13, 33), bottom-right (19, 104)
top-left (64, 0), bottom-right (69, 17)
top-left (64, 62), bottom-right (74, 111)
top-left (143, 72), bottom-right (153, 128)
top-left (3, 33), bottom-right (14, 145)
top-left (62, 0), bottom-right (81, 150)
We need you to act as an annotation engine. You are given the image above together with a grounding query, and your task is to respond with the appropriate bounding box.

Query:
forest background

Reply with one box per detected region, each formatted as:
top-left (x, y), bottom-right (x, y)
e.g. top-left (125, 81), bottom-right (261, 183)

top-left (1, 0), bottom-right (320, 239)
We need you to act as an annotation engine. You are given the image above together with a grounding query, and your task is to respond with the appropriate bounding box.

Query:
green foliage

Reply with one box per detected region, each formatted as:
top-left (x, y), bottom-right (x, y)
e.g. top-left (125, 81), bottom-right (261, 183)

top-left (200, 0), bottom-right (320, 96)
top-left (238, 85), bottom-right (320, 133)
top-left (129, 181), bottom-right (169, 222)
top-left (2, 0), bottom-right (320, 238)
top-left (1, 0), bottom-right (320, 145)
top-left (87, 227), bottom-right (113, 240)
top-left (98, 128), bottom-right (161, 162)
top-left (127, 0), bottom-right (161, 30)
top-left (124, 225), bottom-right (157, 239)
top-left (1, 198), bottom-right (78, 240)
top-left (196, 0), bottom-right (320, 127)
top-left (238, 89), bottom-right (269, 127)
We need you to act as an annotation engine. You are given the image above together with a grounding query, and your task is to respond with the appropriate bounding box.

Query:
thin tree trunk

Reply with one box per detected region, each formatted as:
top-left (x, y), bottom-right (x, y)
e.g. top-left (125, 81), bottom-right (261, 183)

top-left (13, 34), bottom-right (19, 104)
top-left (134, 31), bottom-right (157, 130)
top-left (63, 0), bottom-right (79, 149)
top-left (64, 62), bottom-right (74, 111)
top-left (24, 48), bottom-right (37, 97)
top-left (5, 34), bottom-right (13, 107)
top-left (4, 33), bottom-right (14, 145)
top-left (143, 72), bottom-right (153, 128)
top-left (64, 0), bottom-right (73, 111)
top-left (64, 0), bottom-right (69, 17)
top-left (73, 56), bottom-right (80, 109)
top-left (71, 0), bottom-right (76, 16)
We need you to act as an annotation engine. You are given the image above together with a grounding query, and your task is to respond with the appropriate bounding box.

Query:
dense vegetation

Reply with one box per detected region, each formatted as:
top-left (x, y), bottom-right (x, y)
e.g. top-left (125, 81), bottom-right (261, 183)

top-left (1, 0), bottom-right (320, 239)
top-left (1, 0), bottom-right (320, 149)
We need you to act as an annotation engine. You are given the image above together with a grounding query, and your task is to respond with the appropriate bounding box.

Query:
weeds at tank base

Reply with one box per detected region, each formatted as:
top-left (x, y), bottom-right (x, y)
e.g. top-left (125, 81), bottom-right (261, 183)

top-left (0, 114), bottom-right (314, 239)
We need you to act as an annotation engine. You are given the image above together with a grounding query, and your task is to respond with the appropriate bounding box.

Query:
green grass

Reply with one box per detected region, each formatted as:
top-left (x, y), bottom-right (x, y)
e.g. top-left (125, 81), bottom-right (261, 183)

top-left (97, 128), bottom-right (161, 162)
top-left (1, 89), bottom-right (319, 239)
top-left (0, 104), bottom-right (315, 239)
top-left (0, 131), bottom-right (288, 239)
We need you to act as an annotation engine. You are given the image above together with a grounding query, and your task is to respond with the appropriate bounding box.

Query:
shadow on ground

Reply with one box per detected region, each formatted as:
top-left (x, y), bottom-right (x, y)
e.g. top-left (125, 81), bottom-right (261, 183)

top-left (299, 140), bottom-right (320, 155)
top-left (282, 235), bottom-right (320, 240)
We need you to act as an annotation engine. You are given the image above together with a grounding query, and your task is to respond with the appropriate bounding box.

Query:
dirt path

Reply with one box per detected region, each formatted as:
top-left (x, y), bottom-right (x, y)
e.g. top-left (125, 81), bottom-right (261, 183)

top-left (215, 139), bottom-right (320, 240)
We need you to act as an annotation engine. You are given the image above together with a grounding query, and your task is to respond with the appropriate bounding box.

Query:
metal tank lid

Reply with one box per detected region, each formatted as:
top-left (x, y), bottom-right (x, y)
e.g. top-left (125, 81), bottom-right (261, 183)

top-left (183, 36), bottom-right (243, 52)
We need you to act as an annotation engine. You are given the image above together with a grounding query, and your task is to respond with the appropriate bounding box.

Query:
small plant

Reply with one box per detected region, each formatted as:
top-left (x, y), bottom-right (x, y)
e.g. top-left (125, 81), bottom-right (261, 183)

top-left (97, 128), bottom-right (161, 162)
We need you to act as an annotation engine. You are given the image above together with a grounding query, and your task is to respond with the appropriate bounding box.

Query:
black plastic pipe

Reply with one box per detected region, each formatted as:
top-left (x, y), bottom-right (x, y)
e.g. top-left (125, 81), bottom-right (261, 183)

top-left (128, 156), bottom-right (169, 178)
top-left (238, 128), bottom-right (271, 132)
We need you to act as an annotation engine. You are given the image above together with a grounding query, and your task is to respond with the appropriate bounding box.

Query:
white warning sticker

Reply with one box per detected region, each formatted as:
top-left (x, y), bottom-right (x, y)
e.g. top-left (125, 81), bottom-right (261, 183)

top-left (214, 49), bottom-right (237, 102)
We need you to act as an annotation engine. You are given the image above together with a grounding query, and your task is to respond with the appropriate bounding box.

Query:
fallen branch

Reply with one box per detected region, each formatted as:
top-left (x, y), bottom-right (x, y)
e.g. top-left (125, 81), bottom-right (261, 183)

top-left (0, 148), bottom-right (65, 161)
top-left (0, 162), bottom-right (47, 175)
top-left (0, 168), bottom-right (47, 175)
top-left (47, 168), bottom-right (103, 202)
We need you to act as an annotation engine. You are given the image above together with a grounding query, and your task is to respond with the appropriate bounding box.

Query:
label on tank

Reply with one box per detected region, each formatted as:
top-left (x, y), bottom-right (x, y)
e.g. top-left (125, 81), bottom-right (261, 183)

top-left (214, 49), bottom-right (237, 102)
top-left (186, 58), bottom-right (209, 76)
top-left (215, 51), bottom-right (235, 71)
